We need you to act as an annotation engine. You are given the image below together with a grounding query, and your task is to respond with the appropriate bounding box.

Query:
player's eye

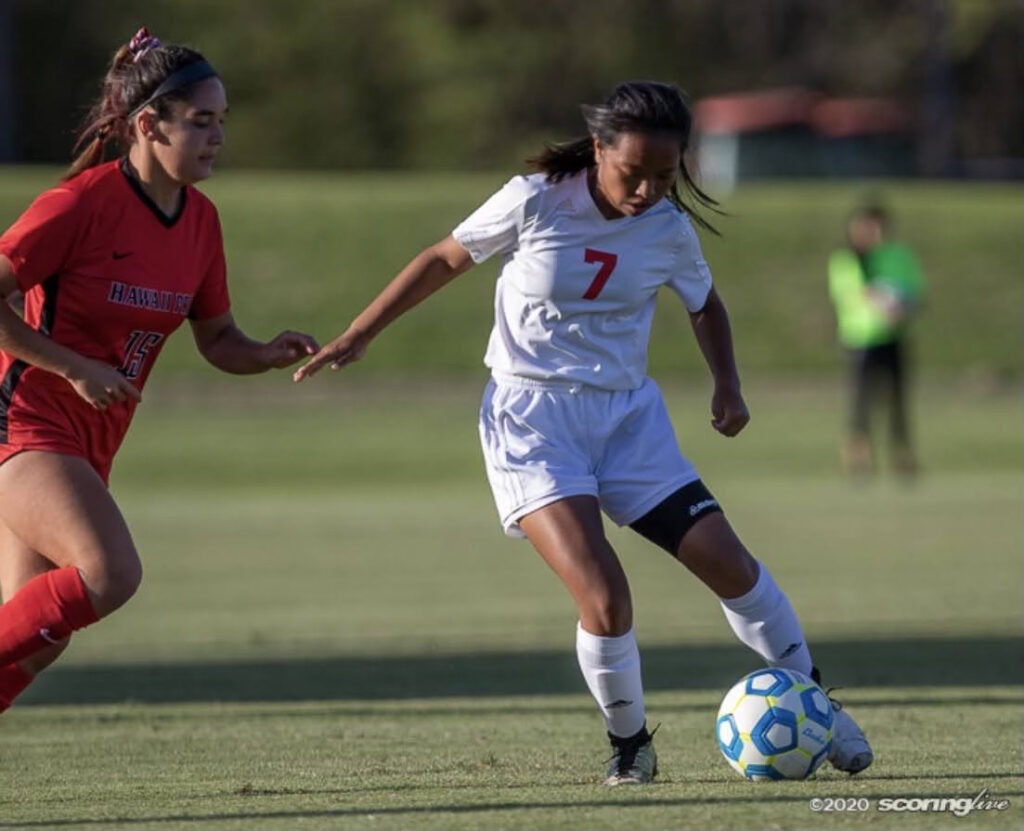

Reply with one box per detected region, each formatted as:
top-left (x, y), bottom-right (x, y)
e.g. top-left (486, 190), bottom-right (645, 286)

top-left (188, 114), bottom-right (225, 129)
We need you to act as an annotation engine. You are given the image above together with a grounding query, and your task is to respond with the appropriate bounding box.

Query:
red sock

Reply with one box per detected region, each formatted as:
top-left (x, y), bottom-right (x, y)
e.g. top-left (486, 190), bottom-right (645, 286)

top-left (0, 568), bottom-right (99, 666)
top-left (0, 663), bottom-right (35, 711)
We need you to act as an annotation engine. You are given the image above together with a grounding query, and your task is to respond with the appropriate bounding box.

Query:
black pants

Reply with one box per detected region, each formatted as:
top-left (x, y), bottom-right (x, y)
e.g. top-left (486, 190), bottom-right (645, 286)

top-left (848, 339), bottom-right (911, 447)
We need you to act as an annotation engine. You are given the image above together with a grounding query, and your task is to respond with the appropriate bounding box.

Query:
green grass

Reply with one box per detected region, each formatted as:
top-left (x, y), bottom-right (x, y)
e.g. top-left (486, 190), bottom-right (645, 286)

top-left (1, 169), bottom-right (1020, 378)
top-left (4, 690), bottom-right (1022, 831)
top-left (0, 377), bottom-right (1020, 830)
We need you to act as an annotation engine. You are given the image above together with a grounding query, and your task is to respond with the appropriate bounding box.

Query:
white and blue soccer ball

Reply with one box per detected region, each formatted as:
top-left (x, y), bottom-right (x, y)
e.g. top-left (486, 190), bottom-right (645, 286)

top-left (716, 667), bottom-right (833, 780)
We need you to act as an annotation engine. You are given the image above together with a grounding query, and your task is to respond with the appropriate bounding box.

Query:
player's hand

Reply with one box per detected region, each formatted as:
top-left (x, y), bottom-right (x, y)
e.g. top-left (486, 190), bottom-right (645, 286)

top-left (259, 331), bottom-right (320, 369)
top-left (711, 383), bottom-right (749, 437)
top-left (65, 358), bottom-right (142, 411)
top-left (292, 329), bottom-right (369, 382)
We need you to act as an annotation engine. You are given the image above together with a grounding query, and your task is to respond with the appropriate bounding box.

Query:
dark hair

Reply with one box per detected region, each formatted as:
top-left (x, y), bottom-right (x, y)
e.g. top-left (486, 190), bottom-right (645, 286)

top-left (65, 28), bottom-right (213, 180)
top-left (526, 81), bottom-right (721, 234)
top-left (849, 200), bottom-right (891, 230)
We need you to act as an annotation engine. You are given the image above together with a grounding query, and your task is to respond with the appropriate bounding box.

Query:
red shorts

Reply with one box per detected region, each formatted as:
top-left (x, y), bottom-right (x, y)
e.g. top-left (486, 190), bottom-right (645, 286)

top-left (0, 368), bottom-right (135, 486)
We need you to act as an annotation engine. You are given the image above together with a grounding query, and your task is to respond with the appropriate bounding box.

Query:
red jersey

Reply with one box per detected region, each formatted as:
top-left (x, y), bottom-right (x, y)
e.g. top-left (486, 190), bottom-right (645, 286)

top-left (0, 159), bottom-right (231, 481)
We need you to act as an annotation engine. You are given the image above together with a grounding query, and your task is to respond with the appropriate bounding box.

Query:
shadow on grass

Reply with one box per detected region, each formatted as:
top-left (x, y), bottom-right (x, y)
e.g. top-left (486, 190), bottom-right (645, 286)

top-left (0, 795), bottom-right (936, 830)
top-left (20, 635), bottom-right (1023, 706)
top-left (5, 785), bottom-right (1024, 830)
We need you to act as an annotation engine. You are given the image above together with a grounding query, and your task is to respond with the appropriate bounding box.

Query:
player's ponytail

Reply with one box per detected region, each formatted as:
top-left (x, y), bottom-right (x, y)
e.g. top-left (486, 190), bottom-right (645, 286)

top-left (65, 43), bottom-right (136, 180)
top-left (527, 80), bottom-right (722, 234)
top-left (65, 27), bottom-right (215, 180)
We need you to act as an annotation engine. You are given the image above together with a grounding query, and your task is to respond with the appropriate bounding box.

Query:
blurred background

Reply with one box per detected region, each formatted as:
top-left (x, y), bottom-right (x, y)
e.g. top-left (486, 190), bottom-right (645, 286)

top-left (2, 0), bottom-right (1023, 177)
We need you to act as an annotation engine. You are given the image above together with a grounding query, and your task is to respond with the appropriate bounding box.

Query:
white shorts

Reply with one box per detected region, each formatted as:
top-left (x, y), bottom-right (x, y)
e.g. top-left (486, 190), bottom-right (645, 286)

top-left (478, 375), bottom-right (700, 537)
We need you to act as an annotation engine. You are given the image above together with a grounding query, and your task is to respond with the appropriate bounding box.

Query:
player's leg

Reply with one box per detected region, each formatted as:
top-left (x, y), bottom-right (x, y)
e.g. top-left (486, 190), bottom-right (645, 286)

top-left (678, 511), bottom-right (814, 674)
top-left (520, 495), bottom-right (632, 636)
top-left (631, 491), bottom-right (873, 773)
top-left (631, 488), bottom-right (811, 673)
top-left (843, 347), bottom-right (875, 475)
top-left (0, 523), bottom-right (71, 710)
top-left (519, 496), bottom-right (656, 785)
top-left (885, 339), bottom-right (917, 477)
top-left (0, 451), bottom-right (142, 668)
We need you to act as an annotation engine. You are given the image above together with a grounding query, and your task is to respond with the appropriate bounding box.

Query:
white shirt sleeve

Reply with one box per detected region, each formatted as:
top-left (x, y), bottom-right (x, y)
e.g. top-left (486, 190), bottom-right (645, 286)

top-left (451, 176), bottom-right (536, 264)
top-left (666, 216), bottom-right (713, 312)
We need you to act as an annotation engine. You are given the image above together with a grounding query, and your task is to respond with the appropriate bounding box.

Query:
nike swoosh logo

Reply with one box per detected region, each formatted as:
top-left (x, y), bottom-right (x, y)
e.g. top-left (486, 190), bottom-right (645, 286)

top-left (39, 627), bottom-right (61, 644)
top-left (779, 642), bottom-right (803, 659)
top-left (112, 251), bottom-right (132, 260)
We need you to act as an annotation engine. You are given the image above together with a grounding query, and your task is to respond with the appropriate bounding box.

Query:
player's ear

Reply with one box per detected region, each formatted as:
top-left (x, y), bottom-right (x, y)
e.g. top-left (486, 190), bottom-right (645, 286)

top-left (134, 109), bottom-right (162, 143)
top-left (592, 134), bottom-right (604, 163)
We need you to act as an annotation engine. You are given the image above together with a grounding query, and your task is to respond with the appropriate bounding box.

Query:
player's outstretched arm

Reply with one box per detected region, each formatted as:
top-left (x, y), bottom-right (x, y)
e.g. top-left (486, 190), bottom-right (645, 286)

top-left (293, 236), bottom-right (474, 382)
top-left (190, 312), bottom-right (319, 374)
top-left (688, 287), bottom-right (750, 437)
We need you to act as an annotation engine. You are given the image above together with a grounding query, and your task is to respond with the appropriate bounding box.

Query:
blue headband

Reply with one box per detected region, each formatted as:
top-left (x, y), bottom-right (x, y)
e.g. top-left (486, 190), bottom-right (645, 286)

top-left (129, 60), bottom-right (218, 118)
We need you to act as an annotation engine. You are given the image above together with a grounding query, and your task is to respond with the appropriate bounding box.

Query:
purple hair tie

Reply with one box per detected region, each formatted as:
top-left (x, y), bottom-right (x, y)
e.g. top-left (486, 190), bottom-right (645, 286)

top-left (128, 27), bottom-right (161, 63)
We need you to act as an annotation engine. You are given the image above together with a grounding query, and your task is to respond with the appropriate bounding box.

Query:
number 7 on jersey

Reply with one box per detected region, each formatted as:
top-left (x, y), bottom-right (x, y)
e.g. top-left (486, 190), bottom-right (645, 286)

top-left (582, 248), bottom-right (618, 300)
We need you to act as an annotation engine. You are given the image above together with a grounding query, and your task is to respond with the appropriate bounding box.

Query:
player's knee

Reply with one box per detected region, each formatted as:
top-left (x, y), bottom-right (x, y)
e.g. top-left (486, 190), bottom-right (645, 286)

top-left (86, 553), bottom-right (143, 615)
top-left (104, 558), bottom-right (142, 611)
top-left (582, 591), bottom-right (633, 637)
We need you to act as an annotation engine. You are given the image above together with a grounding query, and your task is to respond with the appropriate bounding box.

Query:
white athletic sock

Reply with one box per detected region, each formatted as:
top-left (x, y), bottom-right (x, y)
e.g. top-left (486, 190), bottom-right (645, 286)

top-left (719, 563), bottom-right (814, 676)
top-left (575, 623), bottom-right (647, 739)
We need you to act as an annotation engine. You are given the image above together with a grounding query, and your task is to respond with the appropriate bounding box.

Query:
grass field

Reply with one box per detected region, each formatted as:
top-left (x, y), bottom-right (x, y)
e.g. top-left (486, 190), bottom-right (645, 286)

top-left (0, 375), bottom-right (1019, 830)
top-left (0, 170), bottom-right (1020, 828)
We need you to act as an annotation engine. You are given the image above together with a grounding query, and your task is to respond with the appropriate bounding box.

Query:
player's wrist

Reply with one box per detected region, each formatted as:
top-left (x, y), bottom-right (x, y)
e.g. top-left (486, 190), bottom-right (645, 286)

top-left (344, 324), bottom-right (375, 346)
top-left (713, 373), bottom-right (742, 394)
top-left (53, 349), bottom-right (92, 383)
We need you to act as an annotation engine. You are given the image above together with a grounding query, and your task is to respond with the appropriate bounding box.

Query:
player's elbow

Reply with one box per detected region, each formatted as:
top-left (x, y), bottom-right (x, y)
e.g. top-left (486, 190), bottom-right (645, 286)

top-left (427, 236), bottom-right (475, 277)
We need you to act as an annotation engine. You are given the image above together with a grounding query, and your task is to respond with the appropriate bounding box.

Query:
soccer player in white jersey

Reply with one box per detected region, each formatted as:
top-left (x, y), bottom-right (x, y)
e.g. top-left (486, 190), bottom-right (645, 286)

top-left (295, 81), bottom-right (873, 785)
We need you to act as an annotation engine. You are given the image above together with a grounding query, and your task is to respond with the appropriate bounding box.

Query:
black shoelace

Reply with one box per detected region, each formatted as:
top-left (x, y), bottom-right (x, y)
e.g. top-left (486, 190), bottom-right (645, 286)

top-left (608, 724), bottom-right (659, 772)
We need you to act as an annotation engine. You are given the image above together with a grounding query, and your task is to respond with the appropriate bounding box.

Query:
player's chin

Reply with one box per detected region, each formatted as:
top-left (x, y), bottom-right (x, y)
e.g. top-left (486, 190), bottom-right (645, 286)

top-left (623, 201), bottom-right (654, 216)
top-left (189, 157), bottom-right (218, 182)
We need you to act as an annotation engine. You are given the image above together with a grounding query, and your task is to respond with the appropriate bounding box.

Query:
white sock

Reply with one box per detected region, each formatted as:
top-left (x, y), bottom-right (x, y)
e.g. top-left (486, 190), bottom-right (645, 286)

top-left (575, 623), bottom-right (646, 739)
top-left (719, 563), bottom-right (814, 676)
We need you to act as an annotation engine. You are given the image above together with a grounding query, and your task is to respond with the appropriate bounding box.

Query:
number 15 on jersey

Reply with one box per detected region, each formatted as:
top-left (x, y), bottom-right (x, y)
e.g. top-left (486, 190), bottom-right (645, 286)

top-left (119, 330), bottom-right (164, 380)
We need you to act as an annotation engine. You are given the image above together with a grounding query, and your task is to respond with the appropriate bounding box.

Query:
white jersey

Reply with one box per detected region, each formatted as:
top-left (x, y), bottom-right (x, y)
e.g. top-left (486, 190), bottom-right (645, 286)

top-left (452, 171), bottom-right (713, 391)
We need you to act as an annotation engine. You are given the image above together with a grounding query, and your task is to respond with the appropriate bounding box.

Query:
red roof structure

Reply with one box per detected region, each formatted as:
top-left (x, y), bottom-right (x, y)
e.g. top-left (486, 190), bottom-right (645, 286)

top-left (695, 87), bottom-right (911, 138)
top-left (810, 98), bottom-right (913, 138)
top-left (695, 88), bottom-right (821, 135)
top-left (693, 87), bottom-right (915, 186)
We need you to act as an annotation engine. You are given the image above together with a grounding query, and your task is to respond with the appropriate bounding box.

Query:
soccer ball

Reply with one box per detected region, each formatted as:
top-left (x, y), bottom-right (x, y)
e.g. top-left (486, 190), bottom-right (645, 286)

top-left (716, 667), bottom-right (833, 780)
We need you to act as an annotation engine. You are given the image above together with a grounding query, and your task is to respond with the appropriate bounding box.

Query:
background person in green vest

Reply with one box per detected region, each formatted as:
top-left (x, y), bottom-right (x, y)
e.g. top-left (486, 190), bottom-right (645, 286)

top-left (828, 202), bottom-right (926, 478)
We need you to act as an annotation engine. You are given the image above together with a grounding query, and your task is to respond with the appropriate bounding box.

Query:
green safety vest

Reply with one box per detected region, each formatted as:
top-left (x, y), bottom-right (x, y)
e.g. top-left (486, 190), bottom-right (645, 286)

top-left (828, 242), bottom-right (925, 349)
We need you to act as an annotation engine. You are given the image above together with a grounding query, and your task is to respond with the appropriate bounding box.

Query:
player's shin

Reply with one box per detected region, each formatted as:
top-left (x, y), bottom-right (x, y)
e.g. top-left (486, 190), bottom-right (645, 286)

top-left (0, 663), bottom-right (34, 711)
top-left (575, 623), bottom-right (647, 738)
top-left (0, 568), bottom-right (99, 666)
top-left (718, 563), bottom-right (814, 676)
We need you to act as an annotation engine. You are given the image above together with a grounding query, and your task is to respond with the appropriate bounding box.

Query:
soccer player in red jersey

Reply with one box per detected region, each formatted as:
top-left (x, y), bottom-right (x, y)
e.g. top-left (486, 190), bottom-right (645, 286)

top-left (0, 28), bottom-right (318, 711)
